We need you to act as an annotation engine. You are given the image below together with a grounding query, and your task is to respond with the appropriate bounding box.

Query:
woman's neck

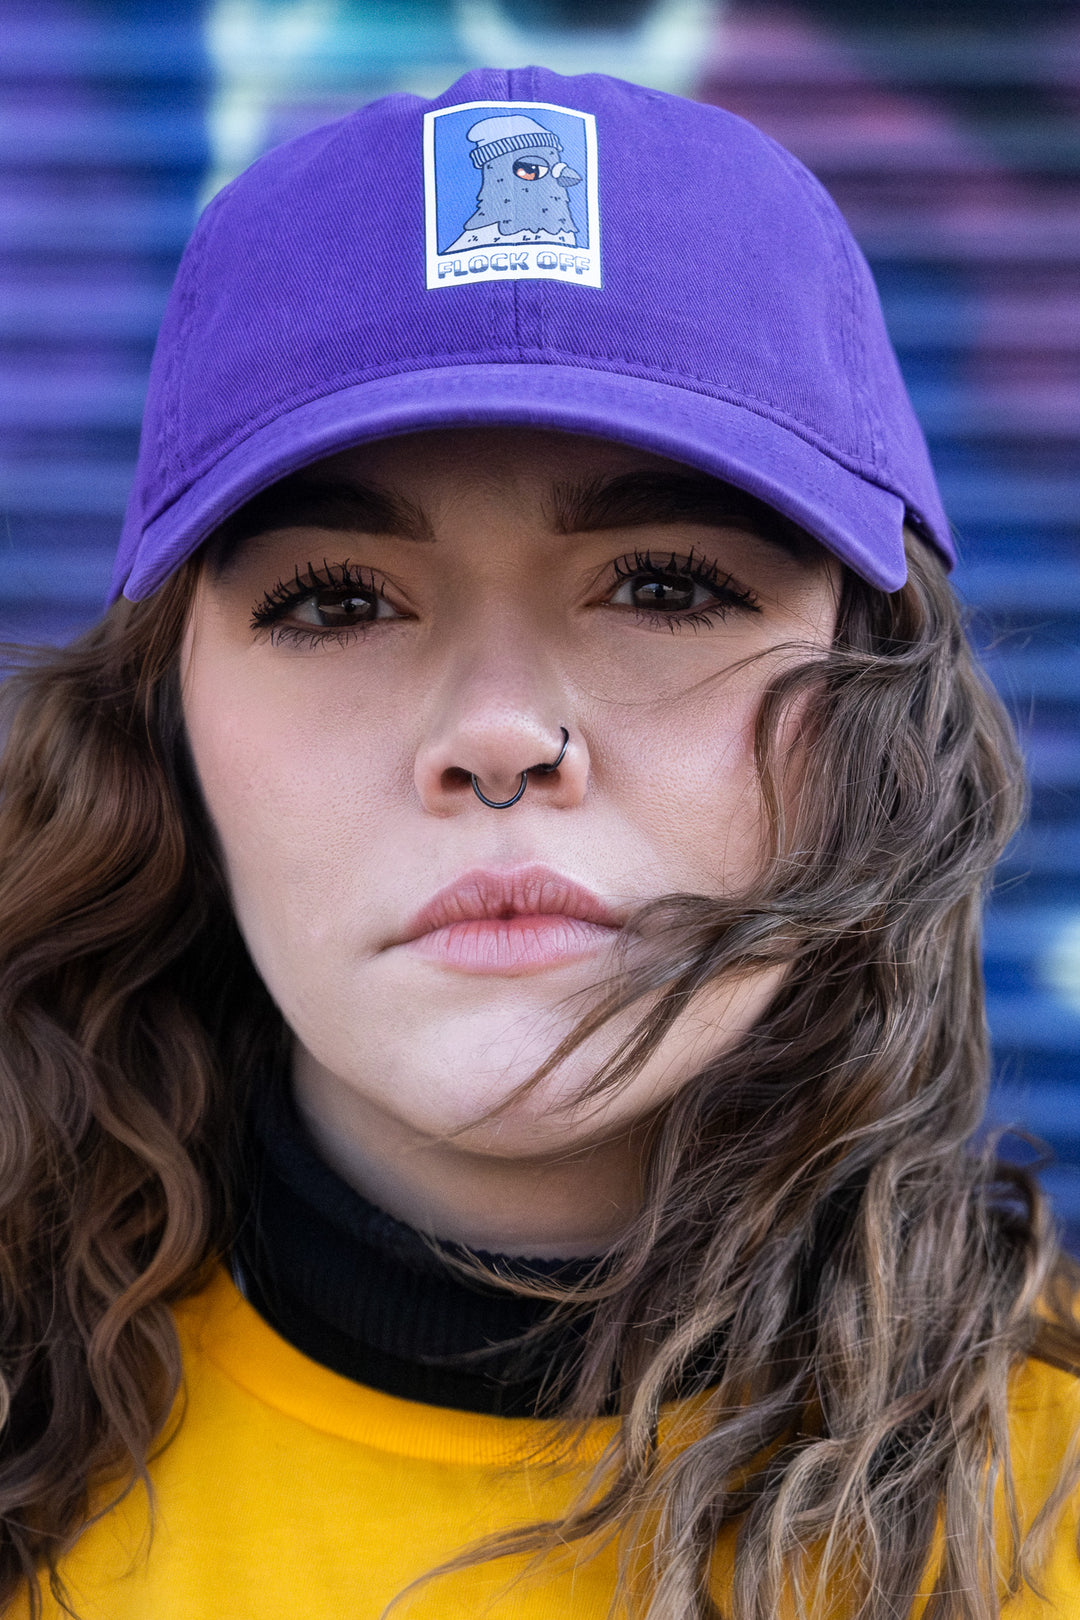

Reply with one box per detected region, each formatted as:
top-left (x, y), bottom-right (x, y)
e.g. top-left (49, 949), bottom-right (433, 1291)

top-left (232, 1062), bottom-right (603, 1415)
top-left (292, 1041), bottom-right (643, 1258)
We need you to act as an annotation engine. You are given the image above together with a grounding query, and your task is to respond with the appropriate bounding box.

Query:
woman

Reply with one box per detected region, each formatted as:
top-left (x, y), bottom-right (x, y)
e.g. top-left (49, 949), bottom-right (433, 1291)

top-left (1, 65), bottom-right (1078, 1620)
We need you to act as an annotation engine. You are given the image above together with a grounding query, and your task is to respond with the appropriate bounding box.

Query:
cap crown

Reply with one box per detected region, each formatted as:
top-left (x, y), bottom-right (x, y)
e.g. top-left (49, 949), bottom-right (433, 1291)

top-left (115, 66), bottom-right (949, 600)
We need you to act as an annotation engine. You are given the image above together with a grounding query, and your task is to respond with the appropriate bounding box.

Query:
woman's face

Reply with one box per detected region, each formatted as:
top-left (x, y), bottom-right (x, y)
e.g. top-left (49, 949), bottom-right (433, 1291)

top-left (181, 429), bottom-right (842, 1249)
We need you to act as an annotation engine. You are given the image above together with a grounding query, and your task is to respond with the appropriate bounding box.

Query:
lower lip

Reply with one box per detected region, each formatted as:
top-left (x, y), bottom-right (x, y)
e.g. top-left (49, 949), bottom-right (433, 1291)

top-left (404, 915), bottom-right (620, 975)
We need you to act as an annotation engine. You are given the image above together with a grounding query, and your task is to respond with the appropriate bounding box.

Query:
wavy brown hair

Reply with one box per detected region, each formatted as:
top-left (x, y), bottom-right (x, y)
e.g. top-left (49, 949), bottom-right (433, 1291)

top-left (0, 534), bottom-right (1075, 1619)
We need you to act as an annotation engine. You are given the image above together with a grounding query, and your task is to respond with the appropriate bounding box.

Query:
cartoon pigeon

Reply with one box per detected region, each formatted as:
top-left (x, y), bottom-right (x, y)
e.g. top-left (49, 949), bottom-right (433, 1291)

top-left (443, 115), bottom-right (583, 252)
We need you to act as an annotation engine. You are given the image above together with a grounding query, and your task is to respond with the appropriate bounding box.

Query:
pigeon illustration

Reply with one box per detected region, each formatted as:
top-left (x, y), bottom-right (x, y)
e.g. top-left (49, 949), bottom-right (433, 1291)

top-left (443, 115), bottom-right (583, 252)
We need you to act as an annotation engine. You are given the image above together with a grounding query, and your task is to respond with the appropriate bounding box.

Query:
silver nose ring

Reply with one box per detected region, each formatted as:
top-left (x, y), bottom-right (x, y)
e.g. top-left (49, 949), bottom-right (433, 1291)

top-left (470, 727), bottom-right (570, 809)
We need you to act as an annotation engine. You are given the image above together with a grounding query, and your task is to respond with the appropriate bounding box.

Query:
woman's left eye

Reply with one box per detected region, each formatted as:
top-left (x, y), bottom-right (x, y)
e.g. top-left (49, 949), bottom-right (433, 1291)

top-left (606, 553), bottom-right (760, 624)
top-left (611, 570), bottom-right (704, 612)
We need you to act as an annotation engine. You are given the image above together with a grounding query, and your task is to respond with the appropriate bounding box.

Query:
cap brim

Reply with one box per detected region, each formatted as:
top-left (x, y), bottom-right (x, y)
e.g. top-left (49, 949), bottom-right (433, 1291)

top-left (115, 365), bottom-right (909, 602)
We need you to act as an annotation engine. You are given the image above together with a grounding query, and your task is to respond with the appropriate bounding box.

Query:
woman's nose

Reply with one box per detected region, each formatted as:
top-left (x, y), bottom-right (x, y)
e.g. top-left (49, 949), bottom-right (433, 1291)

top-left (413, 668), bottom-right (589, 815)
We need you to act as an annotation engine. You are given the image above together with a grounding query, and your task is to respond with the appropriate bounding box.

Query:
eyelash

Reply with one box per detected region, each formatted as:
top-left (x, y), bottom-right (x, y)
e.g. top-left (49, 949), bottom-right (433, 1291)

top-left (609, 548), bottom-right (761, 631)
top-left (249, 549), bottom-right (762, 647)
top-left (250, 560), bottom-right (388, 646)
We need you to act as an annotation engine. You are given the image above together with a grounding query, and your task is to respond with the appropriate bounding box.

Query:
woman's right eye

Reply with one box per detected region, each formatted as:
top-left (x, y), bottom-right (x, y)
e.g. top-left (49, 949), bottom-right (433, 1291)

top-left (250, 564), bottom-right (402, 638)
top-left (287, 588), bottom-right (391, 628)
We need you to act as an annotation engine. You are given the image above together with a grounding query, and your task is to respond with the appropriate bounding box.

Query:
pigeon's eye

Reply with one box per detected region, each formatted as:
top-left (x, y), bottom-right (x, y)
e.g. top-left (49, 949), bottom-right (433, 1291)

top-left (513, 159), bottom-right (548, 181)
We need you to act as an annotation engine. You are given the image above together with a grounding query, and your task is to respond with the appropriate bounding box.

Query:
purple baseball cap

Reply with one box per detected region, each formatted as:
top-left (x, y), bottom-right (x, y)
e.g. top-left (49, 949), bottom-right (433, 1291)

top-left (111, 66), bottom-right (953, 604)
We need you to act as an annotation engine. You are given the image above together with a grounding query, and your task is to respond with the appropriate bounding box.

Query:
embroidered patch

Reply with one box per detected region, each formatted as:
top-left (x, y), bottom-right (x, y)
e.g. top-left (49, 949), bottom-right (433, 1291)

top-left (423, 100), bottom-right (601, 291)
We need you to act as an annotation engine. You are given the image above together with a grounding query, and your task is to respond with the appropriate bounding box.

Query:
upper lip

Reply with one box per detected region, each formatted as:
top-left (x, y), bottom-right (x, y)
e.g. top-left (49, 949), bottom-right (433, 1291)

top-left (401, 864), bottom-right (621, 941)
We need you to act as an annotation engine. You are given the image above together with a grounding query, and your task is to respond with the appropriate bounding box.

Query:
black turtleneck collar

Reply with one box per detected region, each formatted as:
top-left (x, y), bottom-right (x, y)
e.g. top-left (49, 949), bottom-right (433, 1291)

top-left (230, 1067), bottom-right (598, 1416)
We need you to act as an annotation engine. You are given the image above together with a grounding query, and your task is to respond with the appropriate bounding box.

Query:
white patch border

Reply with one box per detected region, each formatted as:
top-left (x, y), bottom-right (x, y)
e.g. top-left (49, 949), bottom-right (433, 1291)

top-left (423, 99), bottom-right (602, 292)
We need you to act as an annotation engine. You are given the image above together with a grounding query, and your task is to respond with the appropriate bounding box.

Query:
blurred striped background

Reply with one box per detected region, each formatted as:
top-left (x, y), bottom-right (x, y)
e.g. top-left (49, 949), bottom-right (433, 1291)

top-left (3, 0), bottom-right (1080, 1236)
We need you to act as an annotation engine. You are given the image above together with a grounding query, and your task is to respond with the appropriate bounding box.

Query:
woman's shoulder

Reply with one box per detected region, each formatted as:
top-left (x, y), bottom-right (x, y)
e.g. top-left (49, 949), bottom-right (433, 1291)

top-left (1009, 1270), bottom-right (1080, 1472)
top-left (993, 1302), bottom-right (1080, 1616)
top-left (1009, 1334), bottom-right (1080, 1482)
top-left (1020, 1270), bottom-right (1080, 1429)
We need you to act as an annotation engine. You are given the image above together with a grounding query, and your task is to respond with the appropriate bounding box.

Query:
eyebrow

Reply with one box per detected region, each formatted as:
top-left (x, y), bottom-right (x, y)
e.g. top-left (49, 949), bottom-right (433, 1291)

top-left (549, 471), bottom-right (810, 553)
top-left (209, 476), bottom-right (434, 566)
top-left (210, 466), bottom-right (811, 570)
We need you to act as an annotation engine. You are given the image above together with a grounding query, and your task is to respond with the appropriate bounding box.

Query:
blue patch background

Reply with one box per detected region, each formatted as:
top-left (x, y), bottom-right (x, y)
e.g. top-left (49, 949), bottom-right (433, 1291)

top-left (433, 103), bottom-right (590, 255)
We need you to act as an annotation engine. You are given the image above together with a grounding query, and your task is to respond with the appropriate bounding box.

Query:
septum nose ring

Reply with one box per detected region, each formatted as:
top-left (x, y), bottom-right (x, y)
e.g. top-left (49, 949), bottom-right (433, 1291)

top-left (470, 727), bottom-right (570, 809)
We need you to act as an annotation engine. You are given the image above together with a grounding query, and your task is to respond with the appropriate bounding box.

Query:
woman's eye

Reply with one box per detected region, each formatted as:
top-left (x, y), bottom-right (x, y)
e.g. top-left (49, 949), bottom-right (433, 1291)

top-left (603, 552), bottom-right (761, 625)
top-left (609, 568), bottom-right (712, 614)
top-left (513, 160), bottom-right (548, 181)
top-left (251, 569), bottom-right (403, 638)
top-left (289, 587), bottom-right (392, 627)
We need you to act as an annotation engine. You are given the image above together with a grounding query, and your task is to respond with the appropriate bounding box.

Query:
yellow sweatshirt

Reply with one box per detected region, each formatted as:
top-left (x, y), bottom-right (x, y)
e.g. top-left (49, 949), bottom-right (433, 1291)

top-left (8, 1266), bottom-right (1080, 1619)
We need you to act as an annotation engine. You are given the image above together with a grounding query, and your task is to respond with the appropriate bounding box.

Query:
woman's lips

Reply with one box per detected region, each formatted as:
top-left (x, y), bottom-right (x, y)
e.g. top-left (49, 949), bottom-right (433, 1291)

top-left (399, 864), bottom-right (622, 975)
top-left (406, 914), bottom-right (619, 974)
